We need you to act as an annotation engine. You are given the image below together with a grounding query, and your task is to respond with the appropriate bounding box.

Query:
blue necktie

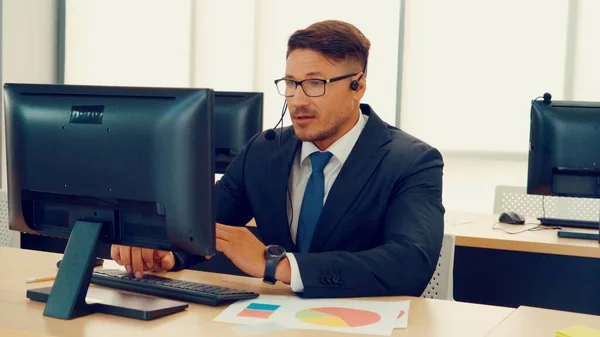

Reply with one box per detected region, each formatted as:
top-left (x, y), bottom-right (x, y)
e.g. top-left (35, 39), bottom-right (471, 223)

top-left (297, 151), bottom-right (333, 253)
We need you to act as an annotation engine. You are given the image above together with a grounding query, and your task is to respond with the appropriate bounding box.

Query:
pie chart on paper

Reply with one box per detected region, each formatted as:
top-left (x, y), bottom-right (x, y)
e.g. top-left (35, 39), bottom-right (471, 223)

top-left (295, 307), bottom-right (381, 328)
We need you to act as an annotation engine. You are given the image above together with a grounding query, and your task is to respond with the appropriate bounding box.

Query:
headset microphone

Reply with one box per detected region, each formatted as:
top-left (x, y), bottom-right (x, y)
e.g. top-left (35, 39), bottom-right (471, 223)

top-left (265, 101), bottom-right (288, 141)
top-left (264, 128), bottom-right (277, 141)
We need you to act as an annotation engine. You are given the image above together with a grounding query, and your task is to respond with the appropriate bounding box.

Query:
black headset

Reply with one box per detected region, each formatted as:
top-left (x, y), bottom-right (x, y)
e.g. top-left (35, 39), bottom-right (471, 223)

top-left (350, 60), bottom-right (368, 91)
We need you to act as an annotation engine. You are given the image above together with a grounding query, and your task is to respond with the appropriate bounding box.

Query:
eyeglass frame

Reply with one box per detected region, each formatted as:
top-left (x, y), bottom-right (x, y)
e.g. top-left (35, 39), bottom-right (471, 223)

top-left (273, 72), bottom-right (361, 97)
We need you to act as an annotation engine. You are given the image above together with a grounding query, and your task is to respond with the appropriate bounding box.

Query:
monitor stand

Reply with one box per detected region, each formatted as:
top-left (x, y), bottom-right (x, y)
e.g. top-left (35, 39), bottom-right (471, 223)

top-left (26, 220), bottom-right (188, 320)
top-left (56, 257), bottom-right (104, 269)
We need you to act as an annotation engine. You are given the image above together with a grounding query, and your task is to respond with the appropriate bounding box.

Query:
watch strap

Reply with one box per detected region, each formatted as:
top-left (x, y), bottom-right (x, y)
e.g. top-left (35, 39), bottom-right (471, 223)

top-left (263, 255), bottom-right (281, 284)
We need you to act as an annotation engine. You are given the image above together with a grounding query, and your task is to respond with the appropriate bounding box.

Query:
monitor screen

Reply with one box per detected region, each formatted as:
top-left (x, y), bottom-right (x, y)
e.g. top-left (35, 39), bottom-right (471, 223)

top-left (214, 91), bottom-right (263, 173)
top-left (527, 98), bottom-right (600, 198)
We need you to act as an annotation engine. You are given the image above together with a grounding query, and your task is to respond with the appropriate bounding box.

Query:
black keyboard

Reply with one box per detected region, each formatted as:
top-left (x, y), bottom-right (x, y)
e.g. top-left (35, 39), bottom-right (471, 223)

top-left (91, 269), bottom-right (259, 306)
top-left (537, 217), bottom-right (599, 230)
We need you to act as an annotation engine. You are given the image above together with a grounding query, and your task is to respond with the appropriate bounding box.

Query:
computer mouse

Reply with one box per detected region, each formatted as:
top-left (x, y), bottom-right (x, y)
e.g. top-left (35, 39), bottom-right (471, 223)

top-left (499, 211), bottom-right (526, 225)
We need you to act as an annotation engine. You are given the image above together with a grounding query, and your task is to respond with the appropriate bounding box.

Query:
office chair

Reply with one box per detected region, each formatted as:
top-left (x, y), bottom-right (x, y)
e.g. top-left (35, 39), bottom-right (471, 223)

top-left (493, 185), bottom-right (600, 221)
top-left (422, 233), bottom-right (455, 300)
top-left (0, 190), bottom-right (18, 247)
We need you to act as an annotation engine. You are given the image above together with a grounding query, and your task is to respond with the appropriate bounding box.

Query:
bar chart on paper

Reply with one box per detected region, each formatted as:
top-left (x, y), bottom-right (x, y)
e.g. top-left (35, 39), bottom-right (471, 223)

top-left (237, 303), bottom-right (280, 319)
top-left (296, 307), bottom-right (381, 327)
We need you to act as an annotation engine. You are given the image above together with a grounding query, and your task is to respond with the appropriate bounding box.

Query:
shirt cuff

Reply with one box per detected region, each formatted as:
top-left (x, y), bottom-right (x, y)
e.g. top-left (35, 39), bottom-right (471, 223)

top-left (286, 253), bottom-right (304, 293)
top-left (172, 252), bottom-right (186, 271)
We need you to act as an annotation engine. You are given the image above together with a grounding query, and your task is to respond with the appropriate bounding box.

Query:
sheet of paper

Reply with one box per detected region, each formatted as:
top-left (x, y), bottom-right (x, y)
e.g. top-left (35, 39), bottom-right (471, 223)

top-left (232, 322), bottom-right (288, 335)
top-left (394, 300), bottom-right (411, 328)
top-left (556, 325), bottom-right (600, 337)
top-left (213, 295), bottom-right (295, 326)
top-left (214, 294), bottom-right (411, 336)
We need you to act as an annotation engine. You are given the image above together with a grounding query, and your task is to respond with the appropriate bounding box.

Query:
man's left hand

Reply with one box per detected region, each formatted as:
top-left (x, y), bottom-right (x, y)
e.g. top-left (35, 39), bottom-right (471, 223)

top-left (215, 223), bottom-right (267, 278)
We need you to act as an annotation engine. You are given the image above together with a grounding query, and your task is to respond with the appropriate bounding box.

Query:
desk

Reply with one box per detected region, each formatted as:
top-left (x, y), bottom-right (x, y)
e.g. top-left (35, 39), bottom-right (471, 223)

top-left (444, 212), bottom-right (600, 316)
top-left (0, 328), bottom-right (55, 337)
top-left (486, 305), bottom-right (600, 337)
top-left (0, 247), bottom-right (513, 337)
top-left (445, 212), bottom-right (600, 259)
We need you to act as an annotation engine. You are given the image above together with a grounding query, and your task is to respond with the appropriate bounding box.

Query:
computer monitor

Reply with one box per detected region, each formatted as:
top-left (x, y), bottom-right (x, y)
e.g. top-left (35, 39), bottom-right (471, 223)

top-left (15, 90), bottom-right (263, 260)
top-left (528, 96), bottom-right (600, 198)
top-left (527, 94), bottom-right (600, 241)
top-left (3, 83), bottom-right (216, 319)
top-left (214, 91), bottom-right (263, 173)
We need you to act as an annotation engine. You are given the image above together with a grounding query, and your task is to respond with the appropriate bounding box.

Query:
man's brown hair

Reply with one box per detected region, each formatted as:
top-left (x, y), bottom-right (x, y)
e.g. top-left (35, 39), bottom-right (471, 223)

top-left (287, 20), bottom-right (370, 74)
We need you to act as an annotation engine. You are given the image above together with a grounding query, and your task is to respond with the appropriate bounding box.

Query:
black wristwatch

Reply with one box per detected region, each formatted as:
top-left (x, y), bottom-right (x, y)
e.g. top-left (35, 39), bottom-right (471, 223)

top-left (263, 245), bottom-right (286, 285)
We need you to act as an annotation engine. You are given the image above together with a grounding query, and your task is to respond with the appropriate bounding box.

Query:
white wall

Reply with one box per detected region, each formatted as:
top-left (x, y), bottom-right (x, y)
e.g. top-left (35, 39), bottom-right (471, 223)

top-left (0, 0), bottom-right (3, 192)
top-left (571, 0), bottom-right (600, 102)
top-left (1, 0), bottom-right (58, 191)
top-left (192, 1), bottom-right (257, 91)
top-left (442, 152), bottom-right (528, 213)
top-left (64, 0), bottom-right (192, 87)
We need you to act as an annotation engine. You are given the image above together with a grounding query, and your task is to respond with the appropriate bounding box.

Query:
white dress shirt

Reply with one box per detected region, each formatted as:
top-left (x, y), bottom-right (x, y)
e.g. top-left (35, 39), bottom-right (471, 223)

top-left (285, 109), bottom-right (368, 292)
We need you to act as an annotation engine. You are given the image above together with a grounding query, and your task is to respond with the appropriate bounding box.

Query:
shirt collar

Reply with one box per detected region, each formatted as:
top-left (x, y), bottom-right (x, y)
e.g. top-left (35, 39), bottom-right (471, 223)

top-left (300, 108), bottom-right (368, 167)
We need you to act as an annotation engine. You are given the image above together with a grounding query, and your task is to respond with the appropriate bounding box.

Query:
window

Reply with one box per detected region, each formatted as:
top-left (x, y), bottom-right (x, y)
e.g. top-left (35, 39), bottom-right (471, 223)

top-left (400, 0), bottom-right (569, 153)
top-left (64, 0), bottom-right (192, 87)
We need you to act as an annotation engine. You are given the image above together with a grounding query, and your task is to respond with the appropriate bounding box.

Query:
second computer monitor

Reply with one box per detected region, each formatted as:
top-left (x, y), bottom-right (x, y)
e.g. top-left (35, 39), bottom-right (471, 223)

top-left (528, 97), bottom-right (600, 198)
top-left (214, 91), bottom-right (263, 173)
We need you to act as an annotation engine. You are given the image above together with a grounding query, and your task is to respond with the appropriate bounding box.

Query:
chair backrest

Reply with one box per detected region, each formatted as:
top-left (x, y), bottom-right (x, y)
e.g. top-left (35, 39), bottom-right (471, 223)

top-left (0, 190), bottom-right (16, 247)
top-left (422, 233), bottom-right (455, 300)
top-left (493, 185), bottom-right (600, 220)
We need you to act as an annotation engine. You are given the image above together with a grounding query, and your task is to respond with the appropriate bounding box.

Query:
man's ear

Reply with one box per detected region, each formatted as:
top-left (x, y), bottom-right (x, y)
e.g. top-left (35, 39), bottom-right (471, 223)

top-left (352, 75), bottom-right (366, 100)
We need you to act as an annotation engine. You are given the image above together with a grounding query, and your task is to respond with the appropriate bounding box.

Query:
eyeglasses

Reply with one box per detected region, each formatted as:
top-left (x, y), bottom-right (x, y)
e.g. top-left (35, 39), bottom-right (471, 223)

top-left (274, 72), bottom-right (358, 97)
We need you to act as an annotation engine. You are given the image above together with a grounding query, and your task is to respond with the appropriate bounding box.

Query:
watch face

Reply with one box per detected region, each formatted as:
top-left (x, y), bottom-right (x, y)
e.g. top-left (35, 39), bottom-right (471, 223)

top-left (266, 245), bottom-right (285, 257)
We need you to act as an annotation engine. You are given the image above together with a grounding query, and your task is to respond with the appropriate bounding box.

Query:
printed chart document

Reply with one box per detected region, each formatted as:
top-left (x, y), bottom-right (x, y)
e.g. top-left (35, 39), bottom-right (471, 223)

top-left (214, 294), bottom-right (411, 336)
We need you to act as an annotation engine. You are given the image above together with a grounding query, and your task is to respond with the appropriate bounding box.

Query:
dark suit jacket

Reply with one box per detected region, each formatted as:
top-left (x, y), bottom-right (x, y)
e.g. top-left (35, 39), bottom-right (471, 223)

top-left (175, 103), bottom-right (445, 298)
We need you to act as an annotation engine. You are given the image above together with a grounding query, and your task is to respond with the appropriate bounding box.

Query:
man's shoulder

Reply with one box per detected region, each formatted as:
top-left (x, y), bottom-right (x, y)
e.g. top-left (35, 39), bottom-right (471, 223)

top-left (362, 104), bottom-right (440, 160)
top-left (369, 123), bottom-right (443, 187)
top-left (366, 122), bottom-right (444, 180)
top-left (384, 124), bottom-right (440, 159)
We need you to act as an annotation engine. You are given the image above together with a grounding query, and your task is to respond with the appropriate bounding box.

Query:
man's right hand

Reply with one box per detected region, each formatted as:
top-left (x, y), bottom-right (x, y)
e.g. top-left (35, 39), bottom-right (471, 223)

top-left (110, 244), bottom-right (176, 279)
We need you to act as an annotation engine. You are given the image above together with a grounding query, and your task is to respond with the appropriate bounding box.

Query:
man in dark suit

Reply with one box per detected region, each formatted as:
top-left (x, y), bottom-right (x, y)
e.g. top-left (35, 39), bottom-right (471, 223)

top-left (112, 20), bottom-right (444, 298)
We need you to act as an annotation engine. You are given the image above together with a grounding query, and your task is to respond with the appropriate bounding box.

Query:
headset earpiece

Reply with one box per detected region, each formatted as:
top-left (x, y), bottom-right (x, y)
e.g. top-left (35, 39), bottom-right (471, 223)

top-left (350, 80), bottom-right (359, 91)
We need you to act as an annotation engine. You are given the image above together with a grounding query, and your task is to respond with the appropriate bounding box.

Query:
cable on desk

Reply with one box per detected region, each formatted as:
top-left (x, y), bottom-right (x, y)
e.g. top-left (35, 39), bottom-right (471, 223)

top-left (492, 222), bottom-right (561, 235)
top-left (542, 195), bottom-right (546, 219)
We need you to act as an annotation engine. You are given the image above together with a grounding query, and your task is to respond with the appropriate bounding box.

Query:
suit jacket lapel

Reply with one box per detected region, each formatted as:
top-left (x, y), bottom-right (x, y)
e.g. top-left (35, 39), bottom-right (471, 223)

top-left (309, 106), bottom-right (392, 252)
top-left (266, 127), bottom-right (301, 252)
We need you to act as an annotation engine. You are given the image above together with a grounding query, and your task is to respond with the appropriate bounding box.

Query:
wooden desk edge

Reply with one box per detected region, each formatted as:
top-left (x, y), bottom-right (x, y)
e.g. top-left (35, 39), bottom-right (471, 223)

top-left (455, 235), bottom-right (600, 259)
